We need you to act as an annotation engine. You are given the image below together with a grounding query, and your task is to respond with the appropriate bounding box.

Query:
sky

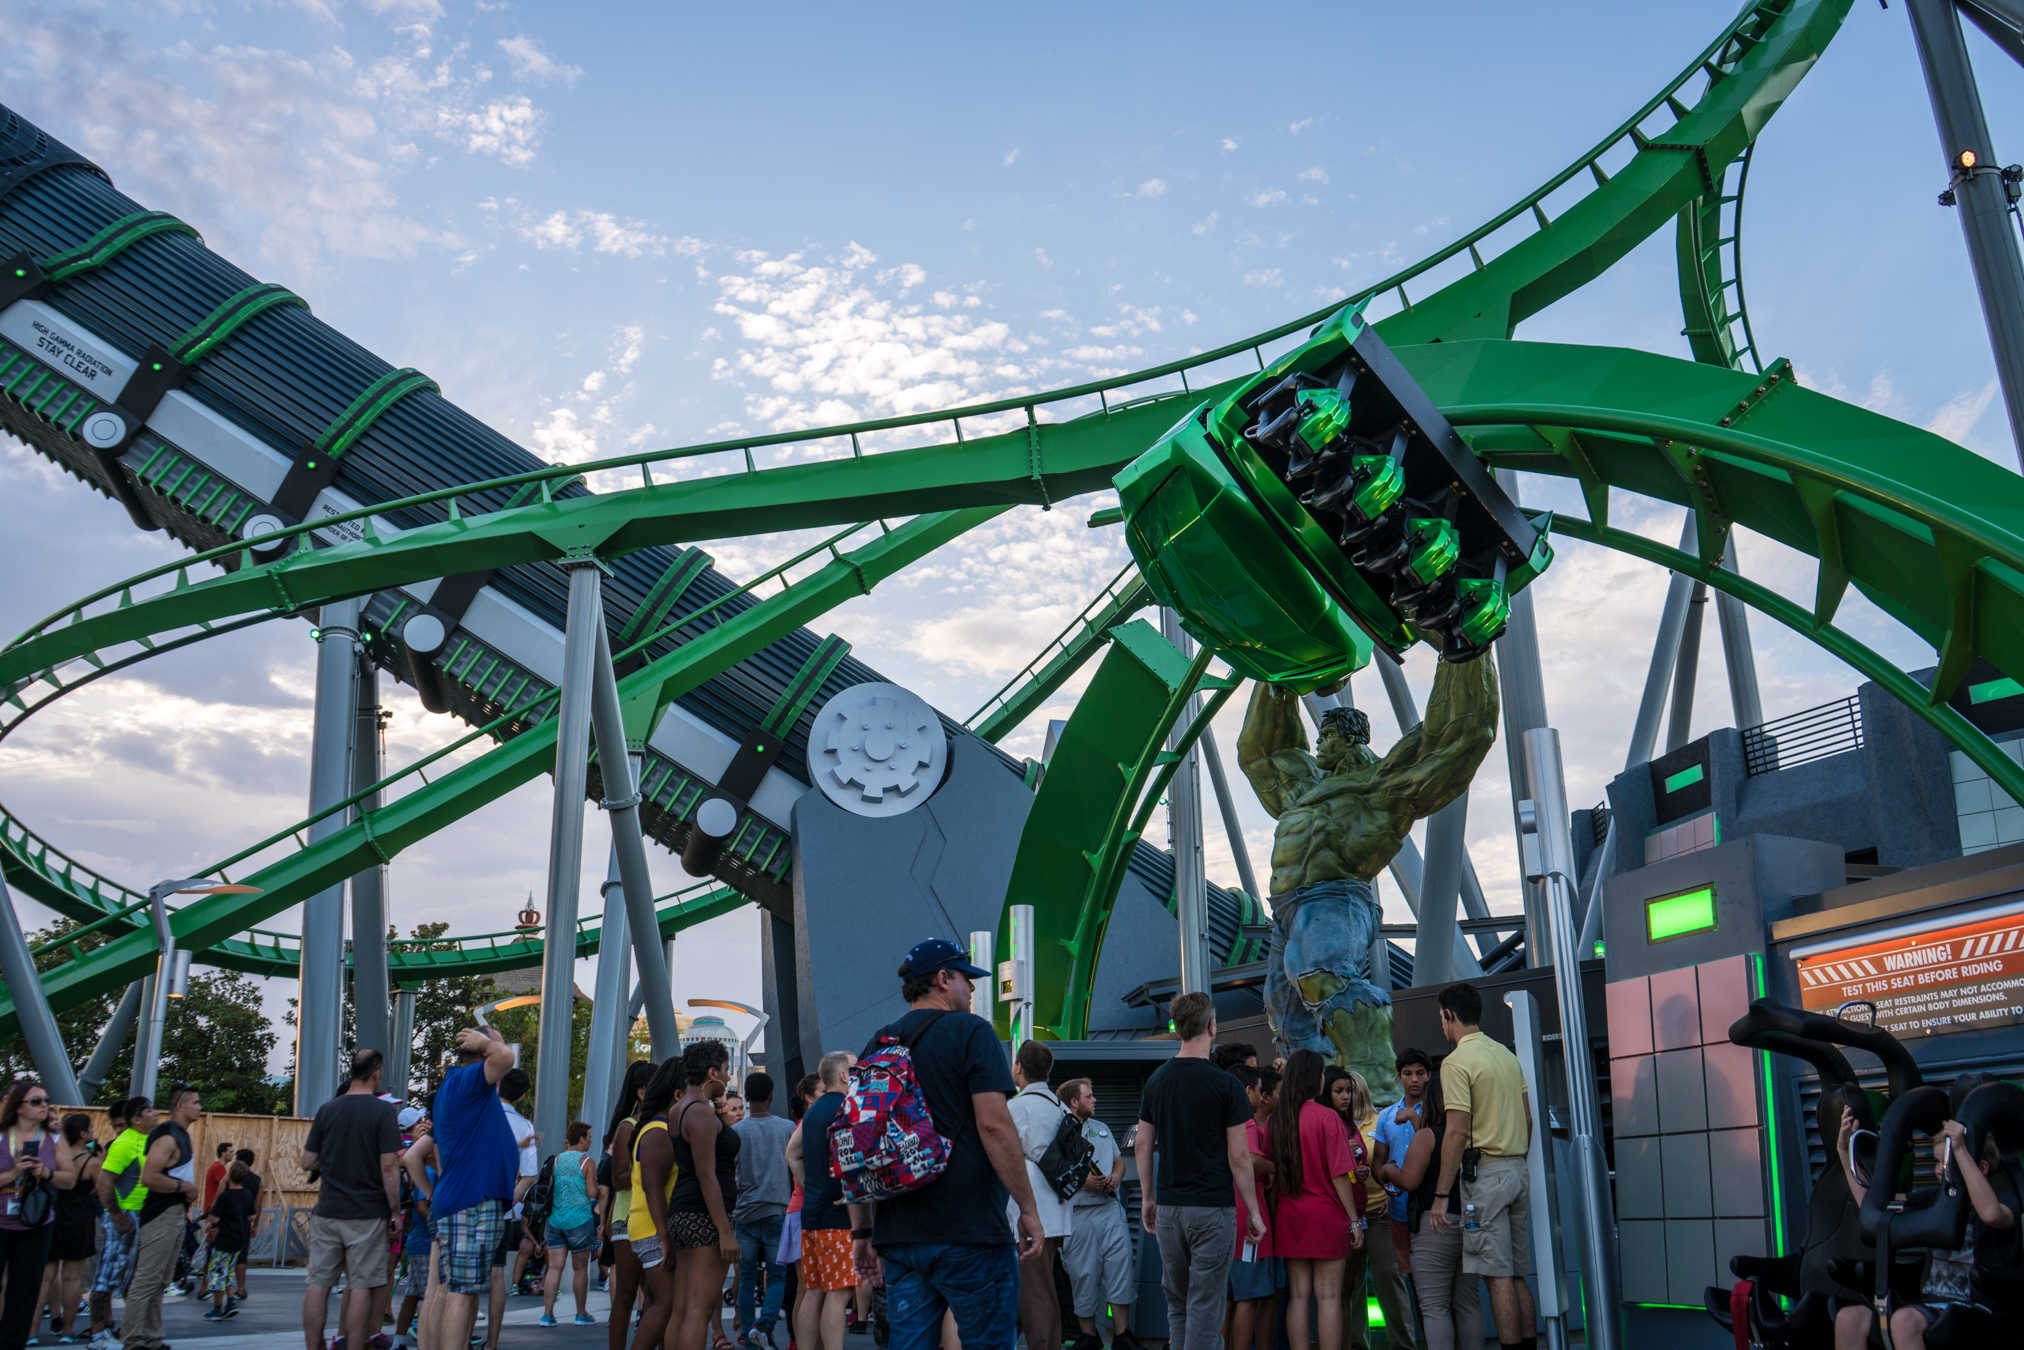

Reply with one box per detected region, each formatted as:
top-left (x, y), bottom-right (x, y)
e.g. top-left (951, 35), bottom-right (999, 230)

top-left (0, 0), bottom-right (2020, 1073)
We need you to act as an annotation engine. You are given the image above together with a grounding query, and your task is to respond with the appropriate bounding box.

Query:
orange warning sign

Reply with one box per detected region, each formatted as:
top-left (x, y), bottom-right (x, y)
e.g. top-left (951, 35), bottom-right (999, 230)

top-left (1794, 904), bottom-right (2024, 1037)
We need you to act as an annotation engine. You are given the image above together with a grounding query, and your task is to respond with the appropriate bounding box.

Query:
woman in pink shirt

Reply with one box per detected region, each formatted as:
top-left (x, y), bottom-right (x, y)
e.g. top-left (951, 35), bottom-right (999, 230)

top-left (1267, 1051), bottom-right (1364, 1350)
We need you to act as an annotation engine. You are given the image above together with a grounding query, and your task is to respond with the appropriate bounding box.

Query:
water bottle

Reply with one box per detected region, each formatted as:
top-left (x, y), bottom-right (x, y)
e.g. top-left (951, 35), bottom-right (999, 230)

top-left (1463, 1201), bottom-right (1480, 1232)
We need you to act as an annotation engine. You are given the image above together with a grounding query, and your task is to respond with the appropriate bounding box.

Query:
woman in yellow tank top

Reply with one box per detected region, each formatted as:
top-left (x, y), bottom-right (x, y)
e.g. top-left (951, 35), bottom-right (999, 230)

top-left (625, 1058), bottom-right (683, 1350)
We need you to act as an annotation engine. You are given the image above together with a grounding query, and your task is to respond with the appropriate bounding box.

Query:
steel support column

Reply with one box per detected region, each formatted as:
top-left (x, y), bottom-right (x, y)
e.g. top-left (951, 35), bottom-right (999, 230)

top-left (1161, 609), bottom-right (1213, 994)
top-left (134, 887), bottom-right (180, 1104)
top-left (588, 622), bottom-right (682, 1060)
top-left (1714, 555), bottom-right (1764, 731)
top-left (0, 871), bottom-right (83, 1103)
top-left (580, 840), bottom-right (631, 1132)
top-left (1907, 0), bottom-right (2024, 466)
top-left (1493, 470), bottom-right (1553, 965)
top-left (1521, 728), bottom-right (1623, 1350)
top-left (1374, 654), bottom-right (1495, 923)
top-left (388, 988), bottom-right (416, 1098)
top-left (79, 981), bottom-right (143, 1103)
top-left (1666, 583), bottom-right (1709, 753)
top-left (534, 562), bottom-right (604, 1159)
top-left (350, 661), bottom-right (392, 1059)
top-left (1627, 518), bottom-right (1700, 768)
top-left (295, 598), bottom-right (360, 1115)
top-left (1199, 728), bottom-right (1263, 902)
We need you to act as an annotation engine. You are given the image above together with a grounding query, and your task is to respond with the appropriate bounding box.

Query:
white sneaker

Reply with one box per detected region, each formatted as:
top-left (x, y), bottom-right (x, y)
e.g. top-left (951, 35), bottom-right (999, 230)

top-left (88, 1333), bottom-right (120, 1350)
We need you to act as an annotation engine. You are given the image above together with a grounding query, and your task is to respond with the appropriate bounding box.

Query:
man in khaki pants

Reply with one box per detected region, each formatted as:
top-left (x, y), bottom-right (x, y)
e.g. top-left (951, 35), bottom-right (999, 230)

top-left (124, 1085), bottom-right (204, 1350)
top-left (300, 1049), bottom-right (404, 1350)
top-left (1429, 983), bottom-right (1537, 1350)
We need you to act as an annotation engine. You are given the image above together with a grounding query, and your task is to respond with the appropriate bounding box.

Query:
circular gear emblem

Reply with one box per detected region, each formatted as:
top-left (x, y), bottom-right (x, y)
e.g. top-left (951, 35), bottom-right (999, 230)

top-left (807, 682), bottom-right (948, 818)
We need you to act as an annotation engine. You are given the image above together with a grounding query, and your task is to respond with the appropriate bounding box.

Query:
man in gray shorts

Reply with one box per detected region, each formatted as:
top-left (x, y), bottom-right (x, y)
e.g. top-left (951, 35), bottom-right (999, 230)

top-left (1430, 982), bottom-right (1537, 1350)
top-left (300, 1049), bottom-right (403, 1350)
top-left (1058, 1080), bottom-right (1139, 1350)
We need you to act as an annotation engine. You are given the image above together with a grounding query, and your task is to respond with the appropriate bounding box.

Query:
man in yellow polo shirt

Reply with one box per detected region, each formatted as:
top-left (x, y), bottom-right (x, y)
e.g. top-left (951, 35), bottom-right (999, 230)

top-left (1429, 982), bottom-right (1536, 1350)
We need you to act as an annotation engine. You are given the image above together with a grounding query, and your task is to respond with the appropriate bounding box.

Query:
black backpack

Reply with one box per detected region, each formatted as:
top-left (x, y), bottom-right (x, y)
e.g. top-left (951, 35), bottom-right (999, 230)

top-left (522, 1154), bottom-right (557, 1230)
top-left (1035, 1105), bottom-right (1097, 1203)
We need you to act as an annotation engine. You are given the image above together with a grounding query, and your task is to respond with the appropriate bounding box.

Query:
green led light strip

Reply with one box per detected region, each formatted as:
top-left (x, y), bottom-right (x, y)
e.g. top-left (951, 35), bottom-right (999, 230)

top-left (1662, 763), bottom-right (1705, 792)
top-left (1646, 885), bottom-right (1717, 942)
top-left (1750, 952), bottom-right (1788, 1257)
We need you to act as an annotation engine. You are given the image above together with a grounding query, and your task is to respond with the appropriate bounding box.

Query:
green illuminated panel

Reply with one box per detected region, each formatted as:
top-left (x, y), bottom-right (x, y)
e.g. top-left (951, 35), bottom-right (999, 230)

top-left (1646, 885), bottom-right (1717, 942)
top-left (1662, 763), bottom-right (1705, 792)
top-left (1751, 952), bottom-right (1787, 1257)
top-left (1969, 676), bottom-right (2024, 704)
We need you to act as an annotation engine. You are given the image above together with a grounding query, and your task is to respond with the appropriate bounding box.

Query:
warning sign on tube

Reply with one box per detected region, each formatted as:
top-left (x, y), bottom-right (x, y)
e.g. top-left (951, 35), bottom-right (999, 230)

top-left (1794, 903), bottom-right (2024, 1037)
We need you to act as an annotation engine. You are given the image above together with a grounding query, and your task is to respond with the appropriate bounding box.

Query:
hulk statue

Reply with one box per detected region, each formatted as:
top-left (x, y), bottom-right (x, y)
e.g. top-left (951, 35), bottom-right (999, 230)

top-left (1238, 652), bottom-right (1499, 1101)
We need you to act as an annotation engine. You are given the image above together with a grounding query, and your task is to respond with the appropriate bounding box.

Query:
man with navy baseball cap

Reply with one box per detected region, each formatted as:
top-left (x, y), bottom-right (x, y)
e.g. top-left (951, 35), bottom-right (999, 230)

top-left (844, 937), bottom-right (1043, 1350)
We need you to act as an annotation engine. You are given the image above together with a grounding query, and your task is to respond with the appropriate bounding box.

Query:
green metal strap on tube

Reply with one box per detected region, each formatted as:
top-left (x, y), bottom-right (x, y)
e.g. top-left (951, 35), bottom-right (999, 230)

top-left (312, 366), bottom-right (438, 463)
top-left (761, 634), bottom-right (851, 738)
top-left (41, 211), bottom-right (199, 283)
top-left (169, 282), bottom-right (307, 365)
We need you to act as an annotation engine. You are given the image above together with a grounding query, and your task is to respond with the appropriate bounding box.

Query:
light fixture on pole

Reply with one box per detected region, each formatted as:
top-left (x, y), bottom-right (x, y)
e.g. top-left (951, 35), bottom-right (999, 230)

top-left (687, 998), bottom-right (769, 1086)
top-left (134, 879), bottom-right (261, 1100)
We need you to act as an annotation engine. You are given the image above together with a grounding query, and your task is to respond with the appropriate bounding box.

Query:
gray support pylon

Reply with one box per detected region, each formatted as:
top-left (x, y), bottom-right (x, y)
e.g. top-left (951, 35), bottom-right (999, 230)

top-left (1505, 990), bottom-right (1571, 1350)
top-left (1198, 728), bottom-right (1264, 903)
top-left (1521, 728), bottom-right (1624, 1350)
top-left (588, 621), bottom-right (682, 1060)
top-left (534, 561), bottom-right (604, 1161)
top-left (1665, 583), bottom-right (1709, 753)
top-left (1493, 470), bottom-right (1553, 966)
top-left (0, 871), bottom-right (84, 1104)
top-left (1713, 553), bottom-right (1764, 731)
top-left (1374, 654), bottom-right (1495, 925)
top-left (295, 599), bottom-right (361, 1115)
top-left (1160, 610), bottom-right (1213, 995)
top-left (1627, 518), bottom-right (1700, 770)
top-left (1906, 0), bottom-right (2024, 467)
top-left (1380, 833), bottom-right (1482, 980)
top-left (1962, 0), bottom-right (2024, 67)
top-left (80, 980), bottom-right (144, 1103)
top-left (127, 973), bottom-right (154, 1099)
top-left (388, 988), bottom-right (416, 1099)
top-left (350, 660), bottom-right (392, 1060)
top-left (580, 840), bottom-right (631, 1132)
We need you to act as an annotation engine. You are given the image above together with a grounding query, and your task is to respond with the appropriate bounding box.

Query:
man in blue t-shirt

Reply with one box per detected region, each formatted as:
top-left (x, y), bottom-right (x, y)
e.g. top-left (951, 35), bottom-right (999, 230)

top-left (846, 938), bottom-right (1042, 1350)
top-left (1369, 1047), bottom-right (1430, 1350)
top-left (421, 1026), bottom-right (516, 1350)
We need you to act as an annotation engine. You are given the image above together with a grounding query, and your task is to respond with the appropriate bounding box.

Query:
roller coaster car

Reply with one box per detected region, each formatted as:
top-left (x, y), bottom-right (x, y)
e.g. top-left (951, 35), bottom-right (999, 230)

top-left (1114, 301), bottom-right (1551, 689)
top-left (1704, 1001), bottom-right (1928, 1350)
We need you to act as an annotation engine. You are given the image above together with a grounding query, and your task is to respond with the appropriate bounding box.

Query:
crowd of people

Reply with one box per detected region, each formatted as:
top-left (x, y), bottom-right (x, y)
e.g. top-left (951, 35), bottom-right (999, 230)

top-left (0, 948), bottom-right (1543, 1350)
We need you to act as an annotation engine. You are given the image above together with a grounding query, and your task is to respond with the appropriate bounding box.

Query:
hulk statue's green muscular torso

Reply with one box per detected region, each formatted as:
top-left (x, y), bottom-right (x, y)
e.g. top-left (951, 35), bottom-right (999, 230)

top-left (1238, 653), bottom-right (1499, 1100)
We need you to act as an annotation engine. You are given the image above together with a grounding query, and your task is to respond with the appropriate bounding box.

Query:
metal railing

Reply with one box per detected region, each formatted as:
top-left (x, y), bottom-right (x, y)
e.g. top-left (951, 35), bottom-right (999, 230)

top-left (1742, 694), bottom-right (1864, 775)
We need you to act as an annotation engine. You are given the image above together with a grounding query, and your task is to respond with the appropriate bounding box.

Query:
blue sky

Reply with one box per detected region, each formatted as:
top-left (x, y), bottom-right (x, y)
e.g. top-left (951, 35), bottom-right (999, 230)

top-left (0, 0), bottom-right (2018, 1065)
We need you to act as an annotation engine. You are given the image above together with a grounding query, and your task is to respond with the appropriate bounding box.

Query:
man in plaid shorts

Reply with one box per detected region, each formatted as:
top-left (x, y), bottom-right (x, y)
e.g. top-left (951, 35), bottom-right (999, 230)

top-left (421, 1027), bottom-right (517, 1350)
top-left (85, 1097), bottom-right (157, 1350)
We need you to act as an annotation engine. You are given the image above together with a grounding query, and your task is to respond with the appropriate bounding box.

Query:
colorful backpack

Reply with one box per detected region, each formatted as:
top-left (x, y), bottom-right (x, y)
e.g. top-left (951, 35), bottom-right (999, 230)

top-left (830, 1010), bottom-right (953, 1203)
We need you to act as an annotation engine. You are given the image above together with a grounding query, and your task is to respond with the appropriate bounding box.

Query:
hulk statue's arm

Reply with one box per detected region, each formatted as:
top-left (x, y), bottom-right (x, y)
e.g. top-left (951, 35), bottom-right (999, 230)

top-left (1374, 652), bottom-right (1500, 819)
top-left (1238, 682), bottom-right (1319, 818)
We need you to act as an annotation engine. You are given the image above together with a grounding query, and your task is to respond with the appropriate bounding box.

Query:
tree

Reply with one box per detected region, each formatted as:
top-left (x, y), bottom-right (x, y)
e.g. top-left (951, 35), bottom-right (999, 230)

top-left (0, 916), bottom-right (277, 1111)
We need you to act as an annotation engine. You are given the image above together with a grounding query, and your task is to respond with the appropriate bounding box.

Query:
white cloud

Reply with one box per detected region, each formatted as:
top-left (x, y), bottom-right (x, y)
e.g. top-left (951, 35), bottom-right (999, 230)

top-left (1191, 211), bottom-right (1219, 236)
top-left (519, 208), bottom-right (691, 258)
top-left (442, 96), bottom-right (543, 166)
top-left (1289, 117), bottom-right (1314, 134)
top-left (1003, 147), bottom-right (1020, 167)
top-left (1928, 379), bottom-right (1998, 445)
top-left (1220, 136), bottom-right (1240, 151)
top-left (363, 0), bottom-right (444, 17)
top-left (1035, 247), bottom-right (1053, 268)
top-left (1136, 178), bottom-right (1168, 198)
top-left (1242, 267), bottom-right (1285, 287)
top-left (1299, 165), bottom-right (1329, 184)
top-left (1248, 188), bottom-right (1288, 208)
top-left (498, 35), bottom-right (583, 86)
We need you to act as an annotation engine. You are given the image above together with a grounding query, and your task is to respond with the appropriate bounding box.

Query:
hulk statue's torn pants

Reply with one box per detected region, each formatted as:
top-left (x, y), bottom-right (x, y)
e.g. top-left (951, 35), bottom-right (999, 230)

top-left (1265, 878), bottom-right (1387, 1061)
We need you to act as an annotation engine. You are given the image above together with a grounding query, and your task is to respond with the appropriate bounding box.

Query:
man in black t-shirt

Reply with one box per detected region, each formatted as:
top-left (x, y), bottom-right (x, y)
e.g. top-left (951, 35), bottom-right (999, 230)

top-left (845, 938), bottom-right (1042, 1350)
top-left (124, 1083), bottom-right (204, 1350)
top-left (300, 1049), bottom-right (403, 1350)
top-left (1135, 992), bottom-right (1265, 1350)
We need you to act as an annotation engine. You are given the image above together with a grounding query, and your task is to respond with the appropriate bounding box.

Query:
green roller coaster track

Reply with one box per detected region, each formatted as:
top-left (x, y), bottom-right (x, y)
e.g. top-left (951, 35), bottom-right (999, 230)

top-left (8, 0), bottom-right (2018, 1042)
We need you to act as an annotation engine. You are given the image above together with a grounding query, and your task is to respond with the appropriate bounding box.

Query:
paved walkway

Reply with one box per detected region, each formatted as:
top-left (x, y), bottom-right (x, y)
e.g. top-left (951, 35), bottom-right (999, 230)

top-left (38, 1268), bottom-right (632, 1349)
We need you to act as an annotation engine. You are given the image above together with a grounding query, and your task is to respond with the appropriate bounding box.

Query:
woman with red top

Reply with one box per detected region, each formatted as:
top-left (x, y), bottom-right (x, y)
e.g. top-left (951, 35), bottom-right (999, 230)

top-left (1322, 1067), bottom-right (1376, 1350)
top-left (1268, 1051), bottom-right (1364, 1350)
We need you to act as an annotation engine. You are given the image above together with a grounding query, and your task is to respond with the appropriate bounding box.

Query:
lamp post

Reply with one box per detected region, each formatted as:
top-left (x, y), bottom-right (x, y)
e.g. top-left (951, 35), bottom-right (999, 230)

top-left (133, 879), bottom-right (261, 1102)
top-left (688, 998), bottom-right (769, 1086)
